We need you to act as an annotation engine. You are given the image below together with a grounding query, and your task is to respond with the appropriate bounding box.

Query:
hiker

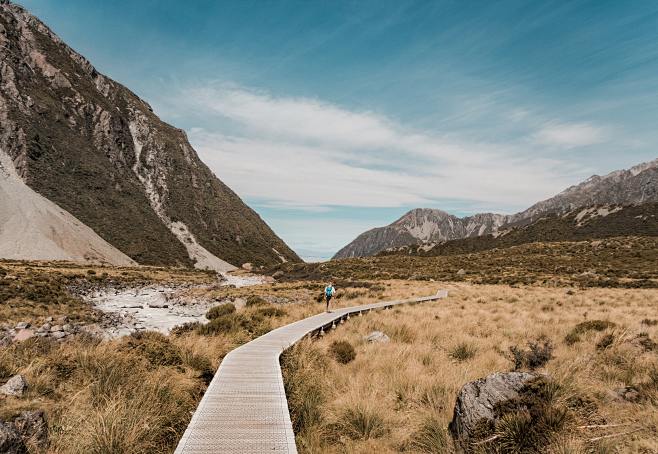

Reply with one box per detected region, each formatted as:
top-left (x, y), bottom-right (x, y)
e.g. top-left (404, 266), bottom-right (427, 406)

top-left (324, 283), bottom-right (336, 312)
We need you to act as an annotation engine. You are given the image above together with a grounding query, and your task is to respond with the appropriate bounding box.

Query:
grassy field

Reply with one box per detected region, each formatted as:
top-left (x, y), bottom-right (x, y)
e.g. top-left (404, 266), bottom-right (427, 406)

top-left (282, 282), bottom-right (658, 453)
top-left (269, 236), bottom-right (658, 288)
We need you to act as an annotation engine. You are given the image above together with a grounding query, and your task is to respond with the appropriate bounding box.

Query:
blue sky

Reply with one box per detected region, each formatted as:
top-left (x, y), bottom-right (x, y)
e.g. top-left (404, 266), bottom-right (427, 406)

top-left (21, 0), bottom-right (658, 260)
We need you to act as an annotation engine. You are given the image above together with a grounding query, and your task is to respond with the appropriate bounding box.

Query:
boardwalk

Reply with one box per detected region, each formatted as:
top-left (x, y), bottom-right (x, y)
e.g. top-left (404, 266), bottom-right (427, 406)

top-left (175, 289), bottom-right (449, 454)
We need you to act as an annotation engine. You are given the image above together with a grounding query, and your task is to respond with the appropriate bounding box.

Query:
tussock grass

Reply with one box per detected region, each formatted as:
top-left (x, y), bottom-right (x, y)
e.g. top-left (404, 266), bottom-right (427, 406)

top-left (282, 282), bottom-right (658, 453)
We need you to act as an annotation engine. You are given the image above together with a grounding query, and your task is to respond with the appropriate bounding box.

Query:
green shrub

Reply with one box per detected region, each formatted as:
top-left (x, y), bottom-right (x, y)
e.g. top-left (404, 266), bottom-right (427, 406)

top-left (329, 340), bottom-right (356, 364)
top-left (256, 306), bottom-right (287, 317)
top-left (449, 342), bottom-right (477, 362)
top-left (246, 296), bottom-right (268, 307)
top-left (564, 320), bottom-right (615, 345)
top-left (121, 331), bottom-right (182, 367)
top-left (509, 337), bottom-right (553, 370)
top-left (170, 322), bottom-right (201, 336)
top-left (206, 303), bottom-right (235, 320)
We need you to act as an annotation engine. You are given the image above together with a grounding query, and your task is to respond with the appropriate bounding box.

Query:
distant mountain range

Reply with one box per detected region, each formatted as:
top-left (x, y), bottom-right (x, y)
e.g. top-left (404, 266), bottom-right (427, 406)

top-left (334, 158), bottom-right (658, 259)
top-left (0, 1), bottom-right (300, 270)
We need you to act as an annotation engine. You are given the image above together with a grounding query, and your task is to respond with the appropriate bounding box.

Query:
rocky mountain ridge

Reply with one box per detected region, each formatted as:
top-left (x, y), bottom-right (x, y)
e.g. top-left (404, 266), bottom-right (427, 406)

top-left (334, 158), bottom-right (658, 259)
top-left (0, 1), bottom-right (300, 270)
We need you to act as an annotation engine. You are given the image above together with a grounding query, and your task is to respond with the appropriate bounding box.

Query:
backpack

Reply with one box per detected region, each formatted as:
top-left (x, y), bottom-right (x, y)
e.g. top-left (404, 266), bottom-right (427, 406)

top-left (325, 286), bottom-right (333, 297)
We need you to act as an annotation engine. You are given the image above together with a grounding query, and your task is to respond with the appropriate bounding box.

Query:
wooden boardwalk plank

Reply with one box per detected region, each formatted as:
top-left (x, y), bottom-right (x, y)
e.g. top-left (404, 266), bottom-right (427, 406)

top-left (175, 290), bottom-right (448, 453)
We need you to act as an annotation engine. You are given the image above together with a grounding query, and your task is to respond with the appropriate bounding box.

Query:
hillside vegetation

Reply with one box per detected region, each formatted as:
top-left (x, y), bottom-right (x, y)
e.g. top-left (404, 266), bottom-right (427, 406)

top-left (271, 236), bottom-right (658, 288)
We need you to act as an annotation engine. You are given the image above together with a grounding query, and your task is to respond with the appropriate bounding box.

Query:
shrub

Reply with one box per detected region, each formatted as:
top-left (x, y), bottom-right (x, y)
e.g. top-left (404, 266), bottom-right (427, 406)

top-left (596, 333), bottom-right (615, 350)
top-left (170, 322), bottom-right (201, 336)
top-left (641, 318), bottom-right (658, 326)
top-left (449, 342), bottom-right (477, 362)
top-left (246, 296), bottom-right (268, 307)
top-left (206, 303), bottom-right (236, 320)
top-left (256, 306), bottom-right (287, 317)
top-left (329, 340), bottom-right (356, 364)
top-left (121, 331), bottom-right (182, 367)
top-left (564, 320), bottom-right (615, 345)
top-left (509, 337), bottom-right (553, 370)
top-left (337, 404), bottom-right (388, 440)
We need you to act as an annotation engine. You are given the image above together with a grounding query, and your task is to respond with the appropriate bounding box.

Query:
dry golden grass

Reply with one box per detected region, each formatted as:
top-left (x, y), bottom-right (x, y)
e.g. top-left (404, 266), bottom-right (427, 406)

top-left (282, 282), bottom-right (658, 453)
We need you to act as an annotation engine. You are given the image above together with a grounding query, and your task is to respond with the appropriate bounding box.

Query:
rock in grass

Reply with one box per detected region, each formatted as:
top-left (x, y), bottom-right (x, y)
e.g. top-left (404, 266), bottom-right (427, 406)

top-left (449, 372), bottom-right (539, 451)
top-left (0, 420), bottom-right (23, 454)
top-left (364, 331), bottom-right (390, 343)
top-left (0, 375), bottom-right (28, 397)
top-left (12, 329), bottom-right (34, 342)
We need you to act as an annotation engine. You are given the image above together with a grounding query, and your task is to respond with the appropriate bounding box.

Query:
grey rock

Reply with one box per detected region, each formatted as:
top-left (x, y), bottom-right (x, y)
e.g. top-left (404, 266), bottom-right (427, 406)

top-left (449, 372), bottom-right (539, 451)
top-left (50, 325), bottom-right (63, 333)
top-left (14, 322), bottom-right (29, 330)
top-left (51, 332), bottom-right (66, 340)
top-left (13, 411), bottom-right (48, 451)
top-left (0, 420), bottom-right (22, 454)
top-left (272, 271), bottom-right (284, 279)
top-left (0, 374), bottom-right (28, 397)
top-left (611, 386), bottom-right (640, 403)
top-left (40, 323), bottom-right (51, 331)
top-left (457, 269), bottom-right (466, 276)
top-left (364, 331), bottom-right (390, 343)
top-left (62, 324), bottom-right (73, 332)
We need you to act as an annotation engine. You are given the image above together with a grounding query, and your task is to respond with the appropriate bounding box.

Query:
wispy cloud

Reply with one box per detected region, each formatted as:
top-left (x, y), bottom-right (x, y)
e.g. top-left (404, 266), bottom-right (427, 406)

top-left (181, 84), bottom-right (591, 212)
top-left (534, 122), bottom-right (606, 148)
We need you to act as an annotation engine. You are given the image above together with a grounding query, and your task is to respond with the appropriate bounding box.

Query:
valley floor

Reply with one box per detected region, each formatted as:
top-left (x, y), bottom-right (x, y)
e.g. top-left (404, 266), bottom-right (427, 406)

top-left (1, 259), bottom-right (657, 453)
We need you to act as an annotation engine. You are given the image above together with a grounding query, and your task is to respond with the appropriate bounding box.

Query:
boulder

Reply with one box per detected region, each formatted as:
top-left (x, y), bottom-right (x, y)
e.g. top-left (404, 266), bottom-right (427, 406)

top-left (272, 270), bottom-right (284, 279)
top-left (449, 372), bottom-right (539, 451)
top-left (364, 331), bottom-right (390, 343)
top-left (0, 375), bottom-right (28, 397)
top-left (14, 322), bottom-right (29, 330)
top-left (457, 269), bottom-right (466, 276)
top-left (0, 421), bottom-right (22, 454)
top-left (50, 325), bottom-right (63, 333)
top-left (241, 262), bottom-right (253, 271)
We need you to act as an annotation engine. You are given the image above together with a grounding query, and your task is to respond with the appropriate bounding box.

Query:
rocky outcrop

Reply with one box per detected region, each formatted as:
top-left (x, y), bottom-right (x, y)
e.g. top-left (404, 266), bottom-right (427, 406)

top-left (449, 372), bottom-right (539, 451)
top-left (335, 159), bottom-right (658, 258)
top-left (0, 1), bottom-right (300, 270)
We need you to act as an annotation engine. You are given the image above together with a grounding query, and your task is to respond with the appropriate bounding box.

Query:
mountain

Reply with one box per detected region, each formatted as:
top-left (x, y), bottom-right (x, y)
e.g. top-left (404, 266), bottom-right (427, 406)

top-left (382, 202), bottom-right (658, 257)
top-left (333, 209), bottom-right (506, 259)
top-left (0, 1), bottom-right (300, 270)
top-left (334, 158), bottom-right (658, 259)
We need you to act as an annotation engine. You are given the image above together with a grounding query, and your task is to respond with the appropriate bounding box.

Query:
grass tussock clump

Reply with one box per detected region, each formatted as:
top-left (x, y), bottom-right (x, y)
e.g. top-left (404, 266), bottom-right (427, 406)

top-left (206, 303), bottom-right (236, 319)
top-left (410, 415), bottom-right (450, 453)
top-left (449, 342), bottom-right (477, 362)
top-left (509, 337), bottom-right (554, 371)
top-left (564, 319), bottom-right (616, 345)
top-left (334, 403), bottom-right (389, 440)
top-left (245, 295), bottom-right (268, 307)
top-left (329, 340), bottom-right (356, 364)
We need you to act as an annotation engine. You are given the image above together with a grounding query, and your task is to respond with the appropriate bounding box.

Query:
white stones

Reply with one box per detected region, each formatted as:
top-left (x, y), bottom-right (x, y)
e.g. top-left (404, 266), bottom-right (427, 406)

top-left (364, 331), bottom-right (390, 343)
top-left (0, 375), bottom-right (27, 397)
top-left (14, 322), bottom-right (29, 330)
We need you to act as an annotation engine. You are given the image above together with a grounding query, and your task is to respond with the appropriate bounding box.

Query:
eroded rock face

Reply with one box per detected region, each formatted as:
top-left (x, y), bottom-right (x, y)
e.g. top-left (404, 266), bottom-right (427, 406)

top-left (448, 372), bottom-right (538, 451)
